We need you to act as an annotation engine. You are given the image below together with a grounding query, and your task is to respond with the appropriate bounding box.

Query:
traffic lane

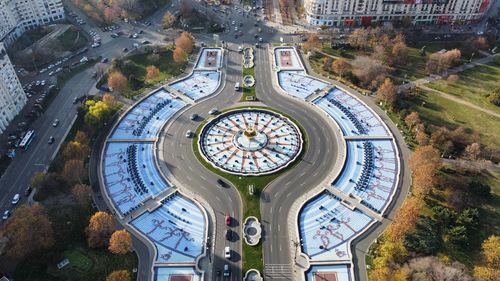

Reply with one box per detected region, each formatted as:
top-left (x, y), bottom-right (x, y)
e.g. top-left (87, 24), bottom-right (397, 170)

top-left (254, 46), bottom-right (339, 265)
top-left (0, 69), bottom-right (95, 213)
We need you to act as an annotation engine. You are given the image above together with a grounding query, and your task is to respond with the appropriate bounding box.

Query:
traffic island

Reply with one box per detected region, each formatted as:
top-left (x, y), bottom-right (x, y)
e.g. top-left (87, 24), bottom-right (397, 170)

top-left (192, 106), bottom-right (309, 273)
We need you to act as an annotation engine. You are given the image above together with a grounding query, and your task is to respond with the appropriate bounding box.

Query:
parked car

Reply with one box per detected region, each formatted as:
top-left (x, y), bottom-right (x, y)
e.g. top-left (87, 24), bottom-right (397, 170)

top-left (185, 130), bottom-right (193, 138)
top-left (225, 214), bottom-right (231, 226)
top-left (12, 194), bottom-right (20, 205)
top-left (48, 136), bottom-right (55, 144)
top-left (224, 246), bottom-right (231, 259)
top-left (190, 113), bottom-right (198, 120)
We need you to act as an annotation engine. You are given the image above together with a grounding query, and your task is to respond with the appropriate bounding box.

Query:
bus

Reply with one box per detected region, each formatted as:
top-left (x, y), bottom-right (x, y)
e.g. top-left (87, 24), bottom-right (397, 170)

top-left (19, 130), bottom-right (35, 151)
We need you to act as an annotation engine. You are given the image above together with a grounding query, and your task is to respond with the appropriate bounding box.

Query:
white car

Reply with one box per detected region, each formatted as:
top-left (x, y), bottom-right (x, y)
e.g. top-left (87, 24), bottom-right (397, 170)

top-left (41, 80), bottom-right (46, 86)
top-left (208, 108), bottom-right (218, 115)
top-left (132, 33), bottom-right (138, 38)
top-left (185, 130), bottom-right (193, 138)
top-left (224, 246), bottom-right (231, 259)
top-left (52, 119), bottom-right (59, 127)
top-left (12, 193), bottom-right (20, 205)
top-left (2, 210), bottom-right (10, 220)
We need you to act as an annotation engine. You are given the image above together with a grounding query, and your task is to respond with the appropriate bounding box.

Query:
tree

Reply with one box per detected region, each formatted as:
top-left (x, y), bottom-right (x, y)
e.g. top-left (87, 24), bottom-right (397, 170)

top-left (348, 28), bottom-right (370, 50)
top-left (175, 32), bottom-right (194, 54)
top-left (104, 7), bottom-right (117, 24)
top-left (63, 159), bottom-right (86, 184)
top-left (86, 211), bottom-right (115, 248)
top-left (351, 56), bottom-right (386, 88)
top-left (488, 88), bottom-right (500, 106)
top-left (31, 171), bottom-right (45, 188)
top-left (385, 197), bottom-right (423, 242)
top-left (331, 59), bottom-right (349, 78)
top-left (373, 241), bottom-right (408, 268)
top-left (74, 131), bottom-right (89, 146)
top-left (63, 141), bottom-right (90, 161)
top-left (145, 65), bottom-right (160, 81)
top-left (320, 56), bottom-right (332, 71)
top-left (102, 93), bottom-right (117, 108)
top-left (109, 229), bottom-right (133, 254)
top-left (107, 71), bottom-right (128, 94)
top-left (474, 235), bottom-right (500, 281)
top-left (369, 267), bottom-right (393, 281)
top-left (464, 143), bottom-right (481, 160)
top-left (84, 100), bottom-right (112, 128)
top-left (426, 49), bottom-right (461, 74)
top-left (106, 270), bottom-right (131, 281)
top-left (0, 203), bottom-right (54, 260)
top-left (404, 112), bottom-right (421, 130)
top-left (72, 184), bottom-right (92, 207)
top-left (404, 256), bottom-right (475, 281)
top-left (303, 34), bottom-right (320, 51)
top-left (391, 41), bottom-right (409, 65)
top-left (173, 47), bottom-right (188, 64)
top-left (404, 217), bottom-right (441, 255)
top-left (161, 11), bottom-right (176, 29)
top-left (180, 0), bottom-right (193, 18)
top-left (409, 145), bottom-right (441, 197)
top-left (376, 78), bottom-right (397, 107)
top-left (415, 130), bottom-right (429, 146)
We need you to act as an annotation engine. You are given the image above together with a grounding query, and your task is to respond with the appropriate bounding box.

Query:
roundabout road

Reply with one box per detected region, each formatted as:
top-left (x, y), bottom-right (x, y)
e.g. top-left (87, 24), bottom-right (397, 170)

top-left (161, 43), bottom-right (341, 281)
top-left (160, 44), bottom-right (245, 281)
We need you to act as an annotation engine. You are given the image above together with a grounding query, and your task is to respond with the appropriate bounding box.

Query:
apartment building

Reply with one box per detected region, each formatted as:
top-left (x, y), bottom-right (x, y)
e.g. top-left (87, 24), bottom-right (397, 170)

top-left (304, 0), bottom-right (492, 26)
top-left (0, 43), bottom-right (27, 134)
top-left (0, 0), bottom-right (65, 46)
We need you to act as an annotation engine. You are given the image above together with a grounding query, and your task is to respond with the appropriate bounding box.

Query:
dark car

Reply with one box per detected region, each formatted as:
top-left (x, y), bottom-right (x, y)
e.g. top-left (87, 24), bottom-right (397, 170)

top-left (217, 179), bottom-right (226, 187)
top-left (24, 186), bottom-right (33, 197)
top-left (225, 228), bottom-right (232, 240)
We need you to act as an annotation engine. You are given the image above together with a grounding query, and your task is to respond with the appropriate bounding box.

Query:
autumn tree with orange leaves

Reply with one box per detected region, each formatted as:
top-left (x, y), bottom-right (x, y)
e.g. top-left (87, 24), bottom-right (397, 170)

top-left (106, 270), bottom-right (131, 281)
top-left (173, 47), bottom-right (188, 63)
top-left (409, 145), bottom-right (441, 198)
top-left (376, 78), bottom-right (397, 108)
top-left (86, 211), bottom-right (115, 248)
top-left (109, 229), bottom-right (133, 254)
top-left (145, 65), bottom-right (160, 81)
top-left (175, 32), bottom-right (194, 54)
top-left (385, 197), bottom-right (423, 243)
top-left (107, 71), bottom-right (128, 94)
top-left (0, 203), bottom-right (54, 260)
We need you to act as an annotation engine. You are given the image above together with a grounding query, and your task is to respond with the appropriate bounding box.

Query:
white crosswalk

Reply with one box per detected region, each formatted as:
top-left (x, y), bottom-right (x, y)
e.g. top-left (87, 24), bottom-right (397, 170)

top-left (264, 264), bottom-right (293, 280)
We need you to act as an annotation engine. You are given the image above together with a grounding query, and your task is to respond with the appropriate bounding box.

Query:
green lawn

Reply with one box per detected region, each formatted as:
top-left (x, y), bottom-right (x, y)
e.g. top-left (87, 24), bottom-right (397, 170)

top-left (406, 89), bottom-right (500, 148)
top-left (427, 57), bottom-right (500, 114)
top-left (57, 26), bottom-right (88, 52)
top-left (192, 106), bottom-right (309, 273)
top-left (113, 48), bottom-right (187, 97)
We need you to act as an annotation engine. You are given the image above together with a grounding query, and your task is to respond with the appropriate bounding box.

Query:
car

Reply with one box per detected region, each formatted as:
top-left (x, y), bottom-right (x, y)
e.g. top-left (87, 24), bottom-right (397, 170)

top-left (225, 214), bottom-right (231, 226)
top-left (48, 71), bottom-right (55, 76)
top-left (224, 246), bottom-right (231, 259)
top-left (223, 264), bottom-right (230, 277)
top-left (52, 119), bottom-right (59, 127)
top-left (122, 47), bottom-right (128, 52)
top-left (217, 179), bottom-right (226, 187)
top-left (185, 130), bottom-right (193, 138)
top-left (208, 108), bottom-right (218, 115)
top-left (47, 64), bottom-right (54, 69)
top-left (2, 210), bottom-right (10, 220)
top-left (41, 80), bottom-right (46, 86)
top-left (132, 33), bottom-right (138, 38)
top-left (190, 113), bottom-right (198, 120)
top-left (255, 42), bottom-right (259, 48)
top-left (25, 186), bottom-right (33, 197)
top-left (73, 97), bottom-right (78, 104)
top-left (231, 20), bottom-right (235, 25)
top-left (101, 57), bottom-right (109, 63)
top-left (48, 136), bottom-right (55, 144)
top-left (225, 228), bottom-right (232, 240)
top-left (35, 80), bottom-right (41, 86)
top-left (259, 37), bottom-right (263, 42)
top-left (11, 194), bottom-right (20, 205)
top-left (39, 68), bottom-right (47, 74)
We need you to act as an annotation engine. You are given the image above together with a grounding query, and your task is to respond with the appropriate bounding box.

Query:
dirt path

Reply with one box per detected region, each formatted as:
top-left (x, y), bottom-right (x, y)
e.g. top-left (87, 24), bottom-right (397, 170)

top-left (418, 85), bottom-right (500, 119)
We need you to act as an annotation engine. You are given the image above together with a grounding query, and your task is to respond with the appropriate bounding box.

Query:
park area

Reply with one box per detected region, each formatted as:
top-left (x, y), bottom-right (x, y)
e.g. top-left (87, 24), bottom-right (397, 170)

top-left (427, 57), bottom-right (500, 114)
top-left (104, 47), bottom-right (188, 97)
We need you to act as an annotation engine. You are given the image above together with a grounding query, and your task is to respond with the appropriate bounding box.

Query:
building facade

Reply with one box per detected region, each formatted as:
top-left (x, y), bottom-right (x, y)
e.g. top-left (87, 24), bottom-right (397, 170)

top-left (304, 0), bottom-right (492, 26)
top-left (0, 0), bottom-right (65, 46)
top-left (0, 43), bottom-right (27, 134)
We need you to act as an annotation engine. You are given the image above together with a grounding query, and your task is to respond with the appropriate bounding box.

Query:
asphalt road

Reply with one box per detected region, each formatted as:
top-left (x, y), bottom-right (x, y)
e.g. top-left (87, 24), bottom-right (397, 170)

top-left (160, 44), bottom-right (244, 281)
